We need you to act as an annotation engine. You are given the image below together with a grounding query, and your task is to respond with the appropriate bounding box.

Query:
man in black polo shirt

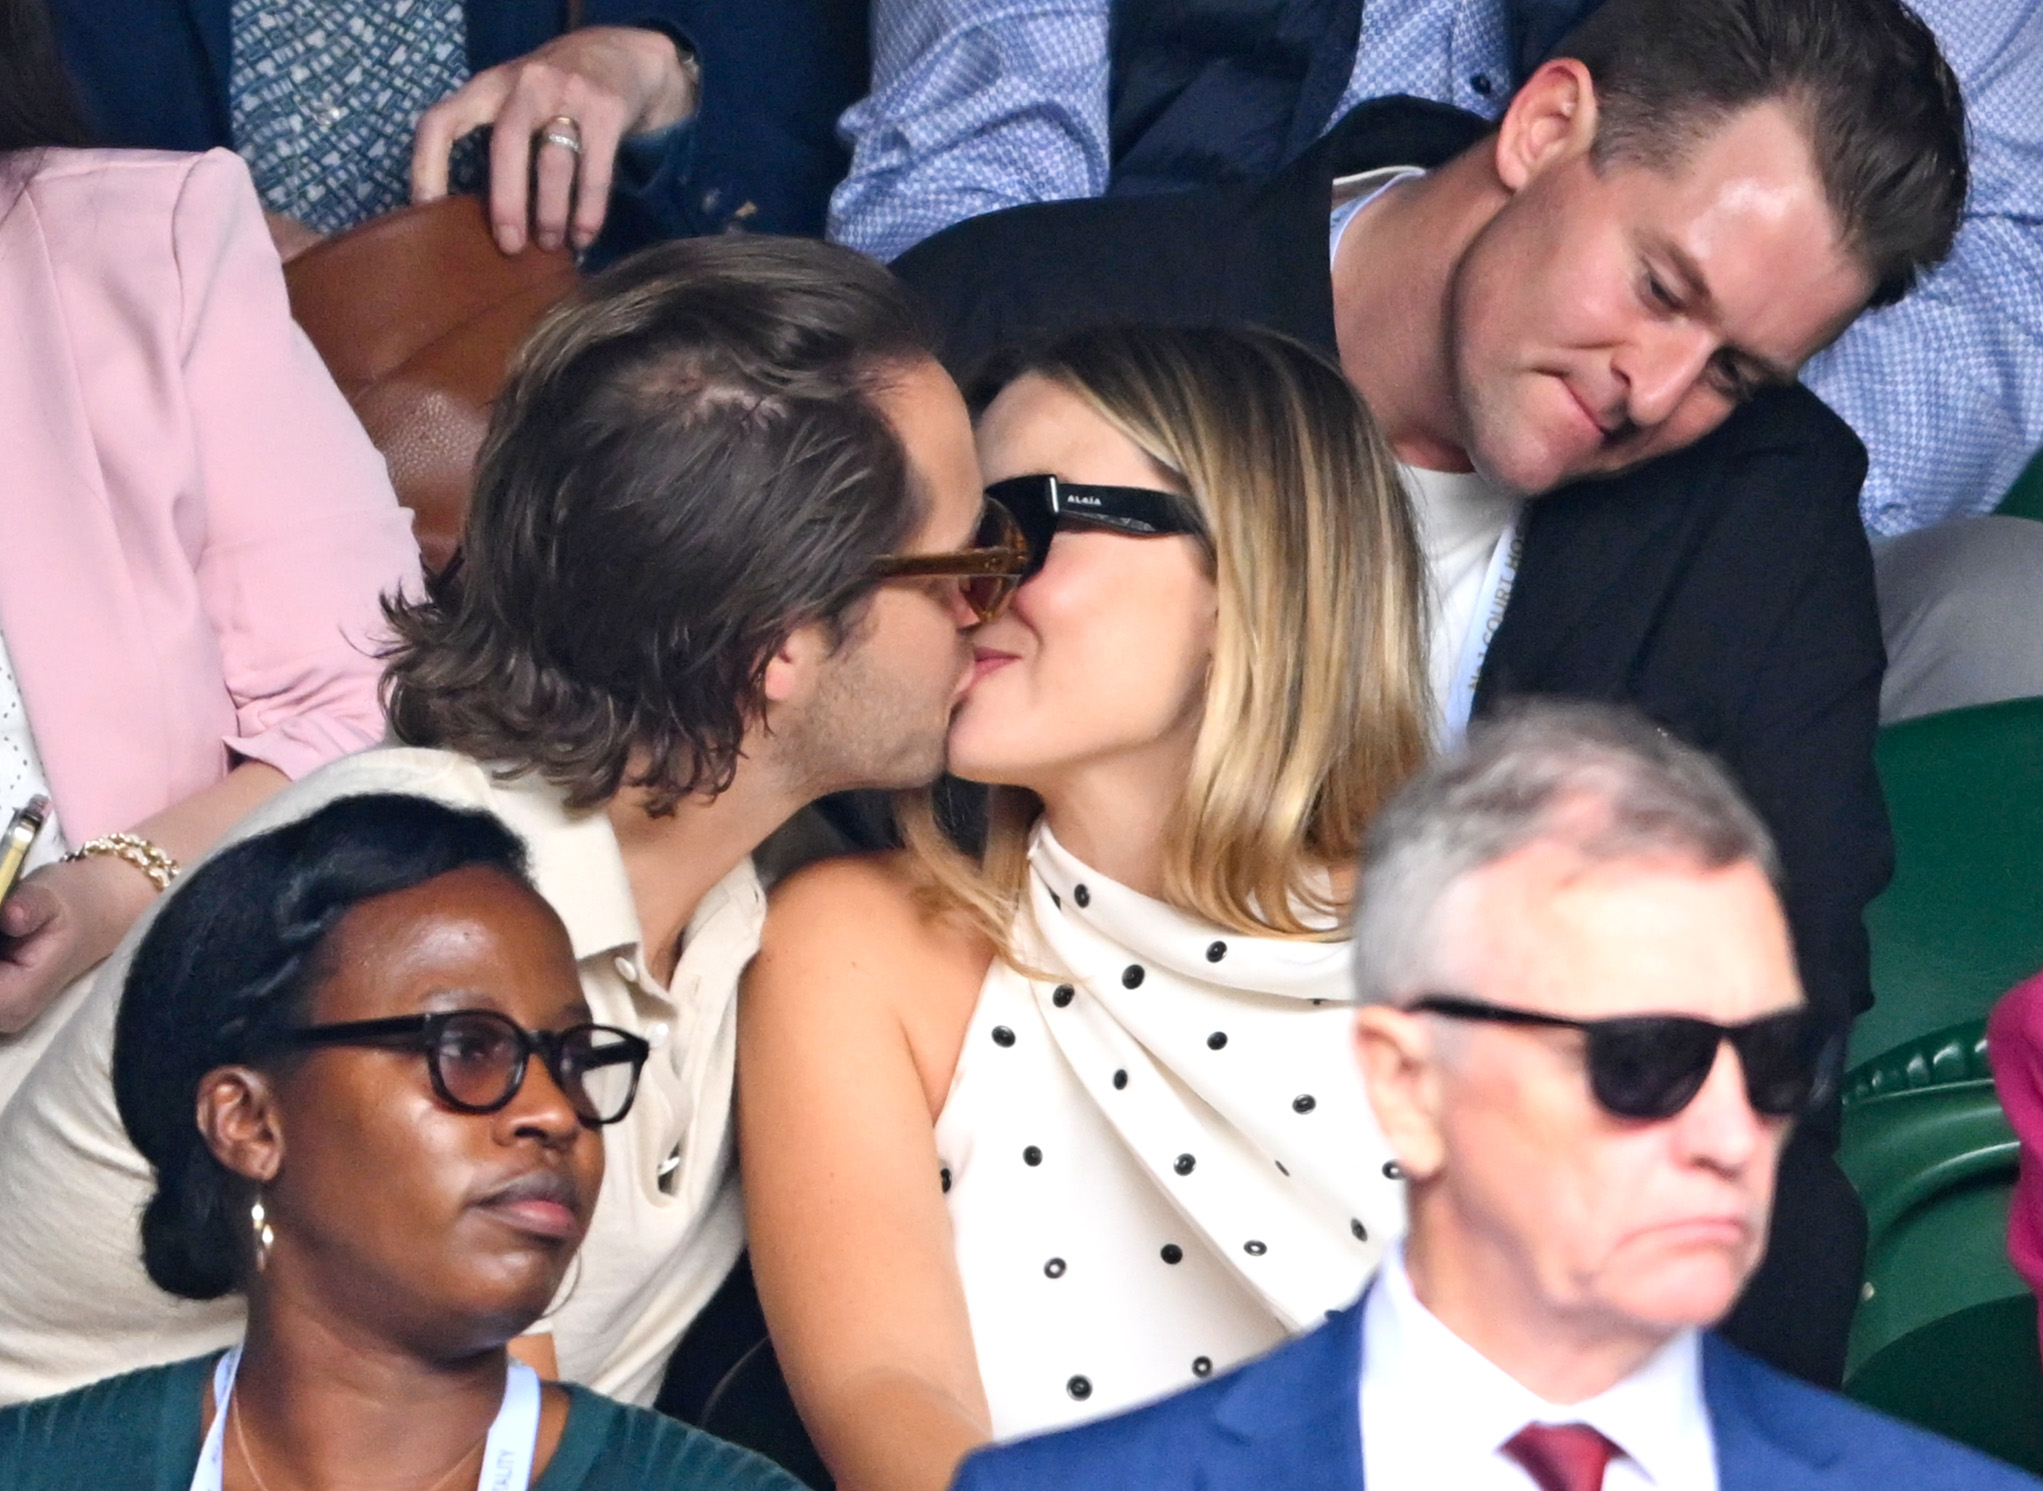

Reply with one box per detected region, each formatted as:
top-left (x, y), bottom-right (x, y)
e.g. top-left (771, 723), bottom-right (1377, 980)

top-left (894, 0), bottom-right (1968, 1389)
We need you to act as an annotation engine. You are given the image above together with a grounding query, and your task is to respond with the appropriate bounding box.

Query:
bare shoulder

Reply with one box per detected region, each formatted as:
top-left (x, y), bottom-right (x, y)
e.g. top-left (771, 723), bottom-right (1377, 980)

top-left (748, 851), bottom-right (992, 1107)
top-left (759, 851), bottom-right (987, 983)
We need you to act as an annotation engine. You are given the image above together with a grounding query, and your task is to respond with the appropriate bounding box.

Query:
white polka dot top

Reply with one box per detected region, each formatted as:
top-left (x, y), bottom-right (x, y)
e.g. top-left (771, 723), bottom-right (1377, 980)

top-left (935, 824), bottom-right (1404, 1441)
top-left (0, 622), bottom-right (65, 871)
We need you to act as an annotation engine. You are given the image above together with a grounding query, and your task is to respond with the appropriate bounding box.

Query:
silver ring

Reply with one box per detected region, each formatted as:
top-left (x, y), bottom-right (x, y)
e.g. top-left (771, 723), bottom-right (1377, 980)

top-left (538, 114), bottom-right (582, 157)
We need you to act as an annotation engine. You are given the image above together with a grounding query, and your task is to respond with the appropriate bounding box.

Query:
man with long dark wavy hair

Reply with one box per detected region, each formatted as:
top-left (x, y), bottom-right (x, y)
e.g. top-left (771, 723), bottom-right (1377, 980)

top-left (0, 234), bottom-right (1015, 1415)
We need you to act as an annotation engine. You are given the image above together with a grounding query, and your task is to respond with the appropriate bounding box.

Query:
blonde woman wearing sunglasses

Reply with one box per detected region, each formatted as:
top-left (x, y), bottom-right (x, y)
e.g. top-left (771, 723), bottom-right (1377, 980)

top-left (740, 323), bottom-right (1431, 1491)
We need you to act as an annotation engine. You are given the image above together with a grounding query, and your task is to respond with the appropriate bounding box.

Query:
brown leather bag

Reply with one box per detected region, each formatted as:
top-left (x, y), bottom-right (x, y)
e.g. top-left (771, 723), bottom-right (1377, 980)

top-left (283, 194), bottom-right (578, 573)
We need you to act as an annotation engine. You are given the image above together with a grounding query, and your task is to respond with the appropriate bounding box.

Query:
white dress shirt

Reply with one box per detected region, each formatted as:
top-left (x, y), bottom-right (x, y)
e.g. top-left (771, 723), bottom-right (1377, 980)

top-left (1360, 1247), bottom-right (1719, 1491)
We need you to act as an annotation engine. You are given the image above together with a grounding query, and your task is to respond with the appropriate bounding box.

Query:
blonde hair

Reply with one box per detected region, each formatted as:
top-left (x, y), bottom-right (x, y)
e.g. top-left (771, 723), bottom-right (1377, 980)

top-left (904, 323), bottom-right (1430, 953)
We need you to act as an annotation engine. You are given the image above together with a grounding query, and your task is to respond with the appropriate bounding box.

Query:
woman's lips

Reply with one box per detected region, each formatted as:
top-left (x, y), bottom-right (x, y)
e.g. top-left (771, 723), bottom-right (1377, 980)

top-left (969, 647), bottom-right (1019, 685)
top-left (475, 1171), bottom-right (582, 1241)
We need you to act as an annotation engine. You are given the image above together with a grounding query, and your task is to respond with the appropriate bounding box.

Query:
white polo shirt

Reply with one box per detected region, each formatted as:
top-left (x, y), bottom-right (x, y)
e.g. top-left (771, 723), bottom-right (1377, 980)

top-left (0, 746), bottom-right (763, 1408)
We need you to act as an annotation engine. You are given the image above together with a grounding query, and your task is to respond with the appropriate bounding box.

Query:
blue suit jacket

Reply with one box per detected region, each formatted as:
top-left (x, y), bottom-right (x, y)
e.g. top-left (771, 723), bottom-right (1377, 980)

top-left (45, 0), bottom-right (865, 255)
top-left (954, 1303), bottom-right (2043, 1491)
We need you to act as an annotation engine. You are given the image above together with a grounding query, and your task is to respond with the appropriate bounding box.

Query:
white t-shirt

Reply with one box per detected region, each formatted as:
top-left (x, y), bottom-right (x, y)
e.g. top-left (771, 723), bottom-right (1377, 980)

top-left (1360, 1247), bottom-right (1720, 1491)
top-left (1398, 462), bottom-right (1520, 725)
top-left (1330, 169), bottom-right (1522, 735)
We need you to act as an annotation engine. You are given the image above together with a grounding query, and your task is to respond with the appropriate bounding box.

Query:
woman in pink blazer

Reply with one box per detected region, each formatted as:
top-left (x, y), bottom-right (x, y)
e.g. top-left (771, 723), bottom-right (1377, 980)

top-left (0, 1), bottom-right (422, 1074)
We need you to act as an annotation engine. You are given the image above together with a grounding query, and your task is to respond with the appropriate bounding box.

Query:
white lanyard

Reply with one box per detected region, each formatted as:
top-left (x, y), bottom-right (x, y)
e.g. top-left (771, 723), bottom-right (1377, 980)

top-left (191, 1345), bottom-right (543, 1491)
top-left (1442, 508), bottom-right (1525, 741)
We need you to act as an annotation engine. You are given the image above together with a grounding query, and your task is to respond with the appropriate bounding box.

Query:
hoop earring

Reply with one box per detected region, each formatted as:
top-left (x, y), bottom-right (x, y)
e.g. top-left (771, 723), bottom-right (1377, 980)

top-left (537, 1253), bottom-right (583, 1323)
top-left (250, 1196), bottom-right (275, 1273)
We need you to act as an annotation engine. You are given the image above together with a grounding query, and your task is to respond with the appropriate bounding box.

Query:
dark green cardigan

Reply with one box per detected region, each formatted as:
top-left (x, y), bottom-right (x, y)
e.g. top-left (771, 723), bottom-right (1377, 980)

top-left (0, 1354), bottom-right (806, 1491)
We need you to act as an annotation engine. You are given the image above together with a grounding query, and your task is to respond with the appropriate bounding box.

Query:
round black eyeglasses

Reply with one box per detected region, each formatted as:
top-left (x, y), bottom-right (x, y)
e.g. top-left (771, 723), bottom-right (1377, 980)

top-left (286, 1010), bottom-right (651, 1127)
top-left (1408, 994), bottom-right (1832, 1121)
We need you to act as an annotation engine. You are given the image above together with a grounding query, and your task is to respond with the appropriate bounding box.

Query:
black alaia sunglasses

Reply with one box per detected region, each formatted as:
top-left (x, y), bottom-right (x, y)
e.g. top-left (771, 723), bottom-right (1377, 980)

top-left (285, 1009), bottom-right (651, 1127)
top-left (1408, 994), bottom-right (1832, 1121)
top-left (986, 474), bottom-right (1209, 586)
top-left (867, 476), bottom-right (1209, 624)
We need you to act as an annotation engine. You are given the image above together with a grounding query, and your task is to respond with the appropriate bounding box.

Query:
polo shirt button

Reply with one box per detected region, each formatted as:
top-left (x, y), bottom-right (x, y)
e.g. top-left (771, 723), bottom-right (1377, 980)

top-left (1073, 884), bottom-right (1091, 908)
top-left (613, 954), bottom-right (638, 983)
top-left (1122, 965), bottom-right (1145, 989)
top-left (646, 1021), bottom-right (670, 1049)
top-left (1471, 72), bottom-right (1494, 95)
top-left (1067, 1375), bottom-right (1092, 1400)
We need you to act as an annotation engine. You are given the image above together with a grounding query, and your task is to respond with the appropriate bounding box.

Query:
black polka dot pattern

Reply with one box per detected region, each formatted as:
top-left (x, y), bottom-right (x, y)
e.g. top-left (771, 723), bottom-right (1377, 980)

top-left (1351, 1218), bottom-right (1367, 1241)
top-left (1192, 1357), bottom-right (1213, 1377)
top-left (992, 1026), bottom-right (1016, 1047)
top-left (1067, 1375), bottom-right (1092, 1400)
top-left (1052, 984), bottom-right (1075, 1007)
top-left (1044, 1257), bottom-right (1066, 1278)
top-left (1174, 1153), bottom-right (1196, 1176)
top-left (1112, 1069), bottom-right (1128, 1089)
top-left (1024, 1146), bottom-right (1043, 1166)
top-left (1160, 1244), bottom-right (1183, 1264)
top-left (1206, 1032), bottom-right (1228, 1050)
top-left (1073, 884), bottom-right (1091, 908)
top-left (1292, 1094), bottom-right (1316, 1113)
top-left (1243, 1240), bottom-right (1267, 1256)
top-left (1122, 965), bottom-right (1145, 989)
top-left (1206, 941), bottom-right (1227, 962)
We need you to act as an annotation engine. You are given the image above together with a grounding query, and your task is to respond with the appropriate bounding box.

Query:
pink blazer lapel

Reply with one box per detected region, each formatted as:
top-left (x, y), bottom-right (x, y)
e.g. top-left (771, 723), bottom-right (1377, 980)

top-left (0, 187), bottom-right (176, 838)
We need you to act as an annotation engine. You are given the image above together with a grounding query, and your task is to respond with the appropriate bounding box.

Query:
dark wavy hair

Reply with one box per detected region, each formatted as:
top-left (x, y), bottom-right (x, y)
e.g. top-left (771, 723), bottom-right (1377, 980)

top-left (1559, 0), bottom-right (1967, 307)
top-left (381, 236), bottom-right (939, 815)
top-left (0, 0), bottom-right (87, 158)
top-left (112, 794), bottom-right (533, 1302)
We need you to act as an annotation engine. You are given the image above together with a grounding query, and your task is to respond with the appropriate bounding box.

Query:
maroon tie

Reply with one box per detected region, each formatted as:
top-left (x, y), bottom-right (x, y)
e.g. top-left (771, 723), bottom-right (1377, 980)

top-left (1503, 1422), bottom-right (1622, 1491)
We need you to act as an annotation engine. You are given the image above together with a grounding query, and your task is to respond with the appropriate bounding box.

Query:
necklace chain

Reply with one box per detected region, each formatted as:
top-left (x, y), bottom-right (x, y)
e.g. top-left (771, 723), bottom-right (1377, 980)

top-left (229, 1392), bottom-right (490, 1491)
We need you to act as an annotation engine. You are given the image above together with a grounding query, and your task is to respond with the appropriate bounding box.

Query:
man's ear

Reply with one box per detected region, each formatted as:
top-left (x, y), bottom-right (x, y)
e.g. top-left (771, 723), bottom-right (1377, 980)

top-left (196, 1065), bottom-right (287, 1188)
top-left (1355, 1005), bottom-right (1450, 1182)
top-left (760, 621), bottom-right (838, 709)
top-left (1492, 57), bottom-right (1600, 194)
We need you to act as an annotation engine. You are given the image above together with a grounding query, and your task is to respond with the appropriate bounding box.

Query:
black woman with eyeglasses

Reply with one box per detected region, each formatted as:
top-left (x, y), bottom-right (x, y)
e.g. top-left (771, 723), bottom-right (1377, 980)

top-left (0, 793), bottom-right (800, 1491)
top-left (741, 323), bottom-right (1435, 1491)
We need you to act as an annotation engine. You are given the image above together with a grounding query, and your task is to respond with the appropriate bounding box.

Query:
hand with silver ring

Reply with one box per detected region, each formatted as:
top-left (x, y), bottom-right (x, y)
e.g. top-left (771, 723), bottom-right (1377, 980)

top-left (537, 115), bottom-right (584, 158)
top-left (412, 26), bottom-right (701, 255)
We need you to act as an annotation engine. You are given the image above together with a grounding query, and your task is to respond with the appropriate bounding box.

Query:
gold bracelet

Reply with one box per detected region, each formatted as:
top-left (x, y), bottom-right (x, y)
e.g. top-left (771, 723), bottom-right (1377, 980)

top-left (63, 833), bottom-right (180, 892)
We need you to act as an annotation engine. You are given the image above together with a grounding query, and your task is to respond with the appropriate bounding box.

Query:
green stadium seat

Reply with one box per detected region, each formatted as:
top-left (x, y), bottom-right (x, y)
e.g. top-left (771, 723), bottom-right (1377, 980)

top-left (1836, 695), bottom-right (2043, 1467)
top-left (1848, 698), bottom-right (2043, 1068)
top-left (1997, 449), bottom-right (2043, 524)
top-left (1840, 1020), bottom-right (2040, 1471)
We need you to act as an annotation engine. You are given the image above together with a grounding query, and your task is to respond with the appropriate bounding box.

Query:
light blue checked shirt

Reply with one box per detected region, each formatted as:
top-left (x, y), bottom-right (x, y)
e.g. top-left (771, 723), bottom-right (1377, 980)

top-left (831, 0), bottom-right (2043, 532)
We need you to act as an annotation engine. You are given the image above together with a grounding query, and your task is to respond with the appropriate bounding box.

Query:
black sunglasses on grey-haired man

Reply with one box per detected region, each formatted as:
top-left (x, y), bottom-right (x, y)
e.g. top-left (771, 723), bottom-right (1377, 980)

top-left (1408, 994), bottom-right (1833, 1122)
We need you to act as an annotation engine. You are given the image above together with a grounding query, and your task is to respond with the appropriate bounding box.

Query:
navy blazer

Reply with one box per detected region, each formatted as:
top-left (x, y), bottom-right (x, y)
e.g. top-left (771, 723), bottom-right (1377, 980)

top-left (45, 0), bottom-right (865, 254)
top-left (954, 1302), bottom-right (2043, 1491)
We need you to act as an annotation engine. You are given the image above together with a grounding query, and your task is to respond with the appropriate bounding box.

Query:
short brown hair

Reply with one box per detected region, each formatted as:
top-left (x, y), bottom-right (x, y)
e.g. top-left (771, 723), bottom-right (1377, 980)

top-left (1559, 0), bottom-right (1967, 307)
top-left (383, 237), bottom-right (938, 813)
